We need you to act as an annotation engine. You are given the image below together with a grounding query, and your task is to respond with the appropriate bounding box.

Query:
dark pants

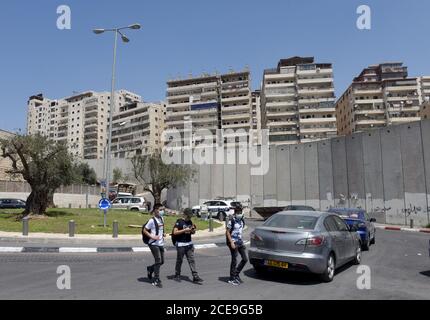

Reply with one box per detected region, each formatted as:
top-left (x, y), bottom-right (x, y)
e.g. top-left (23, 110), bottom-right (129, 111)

top-left (175, 245), bottom-right (198, 277)
top-left (229, 244), bottom-right (248, 279)
top-left (148, 245), bottom-right (165, 280)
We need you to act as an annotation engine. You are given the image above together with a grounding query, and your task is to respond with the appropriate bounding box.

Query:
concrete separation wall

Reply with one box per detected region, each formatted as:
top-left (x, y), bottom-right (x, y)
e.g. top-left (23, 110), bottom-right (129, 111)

top-left (85, 120), bottom-right (430, 227)
top-left (0, 192), bottom-right (101, 209)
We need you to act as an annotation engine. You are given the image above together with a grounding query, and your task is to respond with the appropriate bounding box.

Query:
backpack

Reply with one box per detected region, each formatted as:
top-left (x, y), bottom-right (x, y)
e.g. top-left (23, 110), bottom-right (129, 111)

top-left (142, 217), bottom-right (160, 245)
top-left (226, 217), bottom-right (245, 246)
top-left (171, 219), bottom-right (181, 246)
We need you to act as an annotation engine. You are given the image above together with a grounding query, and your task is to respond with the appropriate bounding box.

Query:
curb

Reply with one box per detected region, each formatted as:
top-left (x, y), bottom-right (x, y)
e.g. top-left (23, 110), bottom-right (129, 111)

top-left (0, 241), bottom-right (251, 254)
top-left (375, 225), bottom-right (430, 233)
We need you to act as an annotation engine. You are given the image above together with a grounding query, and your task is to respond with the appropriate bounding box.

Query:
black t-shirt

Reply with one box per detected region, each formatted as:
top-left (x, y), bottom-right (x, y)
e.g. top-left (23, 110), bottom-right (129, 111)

top-left (175, 219), bottom-right (194, 244)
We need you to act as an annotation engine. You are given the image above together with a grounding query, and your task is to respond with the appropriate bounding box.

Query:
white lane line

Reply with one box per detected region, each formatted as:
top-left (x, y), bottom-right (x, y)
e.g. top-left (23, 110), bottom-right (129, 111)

top-left (132, 247), bottom-right (151, 253)
top-left (59, 247), bottom-right (97, 253)
top-left (194, 244), bottom-right (217, 249)
top-left (0, 247), bottom-right (23, 253)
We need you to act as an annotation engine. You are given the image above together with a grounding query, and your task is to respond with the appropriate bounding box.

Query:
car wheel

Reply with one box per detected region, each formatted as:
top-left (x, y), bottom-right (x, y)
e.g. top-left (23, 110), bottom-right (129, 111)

top-left (362, 235), bottom-right (370, 251)
top-left (353, 246), bottom-right (362, 265)
top-left (130, 208), bottom-right (139, 212)
top-left (370, 233), bottom-right (375, 245)
top-left (320, 253), bottom-right (336, 282)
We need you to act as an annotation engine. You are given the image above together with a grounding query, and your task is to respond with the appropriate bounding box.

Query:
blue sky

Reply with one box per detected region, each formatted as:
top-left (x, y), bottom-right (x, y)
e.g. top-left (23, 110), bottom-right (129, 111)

top-left (0, 0), bottom-right (429, 132)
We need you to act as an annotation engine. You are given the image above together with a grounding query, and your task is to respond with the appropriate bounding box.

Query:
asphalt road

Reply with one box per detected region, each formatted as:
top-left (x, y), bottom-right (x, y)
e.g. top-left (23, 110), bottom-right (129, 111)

top-left (0, 221), bottom-right (429, 300)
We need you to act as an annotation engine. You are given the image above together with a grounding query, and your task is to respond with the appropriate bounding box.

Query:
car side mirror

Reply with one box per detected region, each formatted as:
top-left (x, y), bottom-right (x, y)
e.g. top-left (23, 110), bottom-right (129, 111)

top-left (370, 218), bottom-right (376, 223)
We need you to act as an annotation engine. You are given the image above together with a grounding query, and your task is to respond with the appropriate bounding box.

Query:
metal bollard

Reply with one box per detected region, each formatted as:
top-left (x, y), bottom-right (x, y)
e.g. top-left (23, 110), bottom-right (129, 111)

top-left (69, 220), bottom-right (75, 237)
top-left (68, 203), bottom-right (72, 209)
top-left (209, 211), bottom-right (213, 232)
top-left (410, 219), bottom-right (414, 229)
top-left (22, 217), bottom-right (29, 236)
top-left (113, 221), bottom-right (119, 238)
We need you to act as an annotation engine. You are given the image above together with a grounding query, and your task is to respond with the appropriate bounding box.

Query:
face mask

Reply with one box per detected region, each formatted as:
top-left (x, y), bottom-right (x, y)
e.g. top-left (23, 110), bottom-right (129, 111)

top-left (159, 210), bottom-right (165, 217)
top-left (235, 214), bottom-right (244, 220)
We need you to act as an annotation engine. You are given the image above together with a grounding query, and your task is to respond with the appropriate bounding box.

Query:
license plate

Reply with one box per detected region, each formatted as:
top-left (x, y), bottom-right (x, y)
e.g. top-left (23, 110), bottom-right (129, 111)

top-left (265, 260), bottom-right (289, 269)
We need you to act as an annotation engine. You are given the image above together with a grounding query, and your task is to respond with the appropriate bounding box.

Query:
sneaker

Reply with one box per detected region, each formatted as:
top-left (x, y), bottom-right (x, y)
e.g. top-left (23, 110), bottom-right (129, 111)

top-left (228, 278), bottom-right (240, 286)
top-left (235, 276), bottom-right (244, 284)
top-left (152, 278), bottom-right (163, 288)
top-left (173, 274), bottom-right (181, 282)
top-left (147, 266), bottom-right (153, 280)
top-left (193, 276), bottom-right (204, 284)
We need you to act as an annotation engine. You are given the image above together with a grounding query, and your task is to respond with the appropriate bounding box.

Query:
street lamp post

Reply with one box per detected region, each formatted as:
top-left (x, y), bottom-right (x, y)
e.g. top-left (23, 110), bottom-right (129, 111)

top-left (93, 24), bottom-right (141, 208)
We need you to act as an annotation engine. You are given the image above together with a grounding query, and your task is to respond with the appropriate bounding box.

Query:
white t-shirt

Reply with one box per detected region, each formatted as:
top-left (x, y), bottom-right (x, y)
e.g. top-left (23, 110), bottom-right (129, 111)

top-left (145, 216), bottom-right (164, 246)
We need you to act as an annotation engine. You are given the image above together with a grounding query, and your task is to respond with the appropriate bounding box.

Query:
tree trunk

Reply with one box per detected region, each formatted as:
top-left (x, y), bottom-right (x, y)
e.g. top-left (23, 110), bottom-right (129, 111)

top-left (24, 188), bottom-right (50, 216)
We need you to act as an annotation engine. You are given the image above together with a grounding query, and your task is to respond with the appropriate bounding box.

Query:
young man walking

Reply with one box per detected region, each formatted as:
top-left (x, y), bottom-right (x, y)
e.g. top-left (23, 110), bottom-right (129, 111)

top-left (226, 208), bottom-right (248, 285)
top-left (172, 208), bottom-right (203, 284)
top-left (143, 204), bottom-right (166, 288)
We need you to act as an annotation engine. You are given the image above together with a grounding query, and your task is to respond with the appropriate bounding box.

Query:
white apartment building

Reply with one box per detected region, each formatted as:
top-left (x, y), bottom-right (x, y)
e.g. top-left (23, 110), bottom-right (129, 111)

top-left (251, 90), bottom-right (262, 144)
top-left (336, 63), bottom-right (429, 135)
top-left (261, 57), bottom-right (337, 145)
top-left (111, 101), bottom-right (166, 158)
top-left (27, 90), bottom-right (141, 159)
top-left (165, 70), bottom-right (252, 148)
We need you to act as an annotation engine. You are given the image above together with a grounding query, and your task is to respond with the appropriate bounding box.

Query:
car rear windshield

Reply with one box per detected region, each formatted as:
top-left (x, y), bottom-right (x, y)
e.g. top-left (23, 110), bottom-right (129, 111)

top-left (286, 205), bottom-right (315, 211)
top-left (264, 215), bottom-right (319, 230)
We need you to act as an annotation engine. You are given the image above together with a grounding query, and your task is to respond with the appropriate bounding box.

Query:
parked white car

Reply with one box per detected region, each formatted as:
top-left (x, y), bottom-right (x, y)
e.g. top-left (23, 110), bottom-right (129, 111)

top-left (111, 197), bottom-right (147, 212)
top-left (192, 200), bottom-right (242, 221)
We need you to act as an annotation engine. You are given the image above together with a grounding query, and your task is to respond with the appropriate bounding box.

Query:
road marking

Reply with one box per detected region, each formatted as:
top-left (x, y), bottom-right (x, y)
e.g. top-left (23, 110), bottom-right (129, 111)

top-left (132, 247), bottom-right (151, 253)
top-left (194, 244), bottom-right (217, 249)
top-left (59, 247), bottom-right (97, 253)
top-left (0, 247), bottom-right (23, 253)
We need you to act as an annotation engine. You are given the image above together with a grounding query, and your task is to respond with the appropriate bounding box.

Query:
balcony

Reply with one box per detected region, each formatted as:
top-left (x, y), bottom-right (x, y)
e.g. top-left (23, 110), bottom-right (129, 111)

top-left (299, 107), bottom-right (336, 114)
top-left (167, 102), bottom-right (190, 109)
top-left (297, 68), bottom-right (333, 75)
top-left (353, 88), bottom-right (382, 95)
top-left (297, 87), bottom-right (335, 95)
top-left (298, 98), bottom-right (335, 105)
top-left (356, 119), bottom-right (386, 126)
top-left (264, 73), bottom-right (295, 80)
top-left (299, 117), bottom-right (336, 124)
top-left (300, 127), bottom-right (337, 134)
top-left (265, 101), bottom-right (297, 108)
top-left (221, 113), bottom-right (250, 121)
top-left (221, 105), bottom-right (250, 113)
top-left (266, 111), bottom-right (297, 118)
top-left (221, 95), bottom-right (249, 103)
top-left (389, 117), bottom-right (421, 123)
top-left (296, 77), bottom-right (333, 85)
top-left (267, 120), bottom-right (297, 127)
top-left (355, 98), bottom-right (384, 104)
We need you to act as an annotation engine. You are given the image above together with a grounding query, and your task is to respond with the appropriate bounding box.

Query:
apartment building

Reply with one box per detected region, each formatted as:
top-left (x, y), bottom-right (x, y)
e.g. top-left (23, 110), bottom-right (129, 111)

top-left (27, 90), bottom-right (141, 159)
top-left (336, 63), bottom-right (429, 135)
top-left (261, 57), bottom-right (337, 145)
top-left (421, 102), bottom-right (430, 120)
top-left (111, 101), bottom-right (166, 158)
top-left (251, 90), bottom-right (262, 144)
top-left (165, 70), bottom-right (252, 148)
top-left (0, 129), bottom-right (19, 181)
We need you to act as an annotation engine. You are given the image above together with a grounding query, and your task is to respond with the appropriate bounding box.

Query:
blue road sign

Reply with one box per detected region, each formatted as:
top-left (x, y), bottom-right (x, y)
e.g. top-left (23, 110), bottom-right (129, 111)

top-left (98, 198), bottom-right (112, 210)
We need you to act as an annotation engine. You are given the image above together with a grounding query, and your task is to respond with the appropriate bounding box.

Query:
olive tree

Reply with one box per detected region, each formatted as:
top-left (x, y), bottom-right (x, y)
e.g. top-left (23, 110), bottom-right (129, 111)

top-left (131, 152), bottom-right (195, 206)
top-left (0, 134), bottom-right (76, 216)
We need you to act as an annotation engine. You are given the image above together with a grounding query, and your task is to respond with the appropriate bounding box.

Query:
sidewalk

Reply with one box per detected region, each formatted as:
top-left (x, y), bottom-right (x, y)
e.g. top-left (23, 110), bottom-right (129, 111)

top-left (0, 224), bottom-right (227, 242)
top-left (375, 223), bottom-right (430, 233)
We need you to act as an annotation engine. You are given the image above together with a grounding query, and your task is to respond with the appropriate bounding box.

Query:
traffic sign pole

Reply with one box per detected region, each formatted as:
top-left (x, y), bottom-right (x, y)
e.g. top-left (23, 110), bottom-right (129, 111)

top-left (104, 209), bottom-right (107, 228)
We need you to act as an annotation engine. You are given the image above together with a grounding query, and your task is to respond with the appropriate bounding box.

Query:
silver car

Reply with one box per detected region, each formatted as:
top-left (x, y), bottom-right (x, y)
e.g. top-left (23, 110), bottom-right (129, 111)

top-left (248, 211), bottom-right (362, 282)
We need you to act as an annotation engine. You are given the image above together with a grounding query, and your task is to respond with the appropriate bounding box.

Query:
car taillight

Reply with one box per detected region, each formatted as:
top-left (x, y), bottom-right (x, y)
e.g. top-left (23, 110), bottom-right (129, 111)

top-left (296, 236), bottom-right (325, 246)
top-left (250, 232), bottom-right (263, 241)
